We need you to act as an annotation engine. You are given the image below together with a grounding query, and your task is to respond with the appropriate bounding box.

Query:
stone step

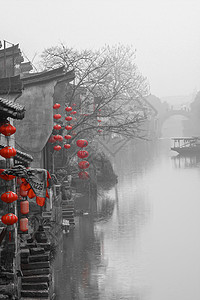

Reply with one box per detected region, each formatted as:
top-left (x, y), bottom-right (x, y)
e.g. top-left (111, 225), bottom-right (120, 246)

top-left (62, 207), bottom-right (74, 211)
top-left (21, 249), bottom-right (30, 257)
top-left (22, 275), bottom-right (50, 284)
top-left (62, 212), bottom-right (74, 216)
top-left (22, 282), bottom-right (48, 290)
top-left (62, 214), bottom-right (74, 218)
top-left (22, 268), bottom-right (50, 277)
top-left (21, 290), bottom-right (49, 297)
top-left (28, 254), bottom-right (49, 263)
top-left (21, 262), bottom-right (50, 270)
top-left (21, 243), bottom-right (51, 251)
top-left (30, 248), bottom-right (45, 255)
top-left (69, 221), bottom-right (75, 225)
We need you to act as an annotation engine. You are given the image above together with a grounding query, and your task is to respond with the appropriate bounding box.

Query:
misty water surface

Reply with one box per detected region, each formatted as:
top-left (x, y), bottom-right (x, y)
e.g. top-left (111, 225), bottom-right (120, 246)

top-left (54, 118), bottom-right (200, 300)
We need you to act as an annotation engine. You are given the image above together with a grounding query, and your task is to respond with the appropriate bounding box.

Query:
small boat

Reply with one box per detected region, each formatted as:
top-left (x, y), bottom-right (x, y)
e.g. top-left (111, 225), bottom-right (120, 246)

top-left (171, 137), bottom-right (200, 155)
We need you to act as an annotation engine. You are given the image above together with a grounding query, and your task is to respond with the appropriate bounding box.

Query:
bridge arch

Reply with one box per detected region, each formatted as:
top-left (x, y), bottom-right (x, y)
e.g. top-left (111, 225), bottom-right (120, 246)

top-left (158, 109), bottom-right (191, 137)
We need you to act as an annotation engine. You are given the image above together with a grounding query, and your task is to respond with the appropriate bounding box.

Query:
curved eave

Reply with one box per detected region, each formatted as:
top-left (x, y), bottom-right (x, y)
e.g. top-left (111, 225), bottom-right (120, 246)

top-left (22, 68), bottom-right (75, 87)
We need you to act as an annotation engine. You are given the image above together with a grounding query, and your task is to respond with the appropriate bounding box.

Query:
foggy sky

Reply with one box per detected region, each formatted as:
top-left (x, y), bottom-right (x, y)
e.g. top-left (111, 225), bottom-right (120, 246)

top-left (1, 0), bottom-right (200, 100)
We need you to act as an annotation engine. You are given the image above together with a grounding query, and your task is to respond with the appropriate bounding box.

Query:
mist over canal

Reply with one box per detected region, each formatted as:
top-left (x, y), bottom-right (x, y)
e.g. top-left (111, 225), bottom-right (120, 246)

top-left (54, 118), bottom-right (200, 300)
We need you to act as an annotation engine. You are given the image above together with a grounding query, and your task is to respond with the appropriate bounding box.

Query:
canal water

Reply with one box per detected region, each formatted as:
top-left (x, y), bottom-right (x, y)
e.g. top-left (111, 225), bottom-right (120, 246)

top-left (54, 137), bottom-right (200, 300)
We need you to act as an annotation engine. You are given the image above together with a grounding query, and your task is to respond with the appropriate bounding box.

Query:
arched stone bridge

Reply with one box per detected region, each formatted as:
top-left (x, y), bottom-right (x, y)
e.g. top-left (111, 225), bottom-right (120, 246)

top-left (157, 109), bottom-right (191, 137)
top-left (161, 109), bottom-right (191, 123)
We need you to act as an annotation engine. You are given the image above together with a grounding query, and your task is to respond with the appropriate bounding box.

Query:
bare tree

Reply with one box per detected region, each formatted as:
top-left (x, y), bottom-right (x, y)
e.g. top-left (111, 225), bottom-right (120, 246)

top-left (40, 44), bottom-right (151, 140)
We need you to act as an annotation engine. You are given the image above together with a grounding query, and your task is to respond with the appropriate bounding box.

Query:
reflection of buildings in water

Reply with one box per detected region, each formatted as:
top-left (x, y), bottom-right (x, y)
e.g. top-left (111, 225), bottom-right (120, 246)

top-left (171, 154), bottom-right (200, 168)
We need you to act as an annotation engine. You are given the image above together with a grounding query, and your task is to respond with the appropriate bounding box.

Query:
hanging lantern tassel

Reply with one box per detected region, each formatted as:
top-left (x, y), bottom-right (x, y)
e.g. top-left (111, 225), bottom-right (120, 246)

top-left (9, 231), bottom-right (11, 241)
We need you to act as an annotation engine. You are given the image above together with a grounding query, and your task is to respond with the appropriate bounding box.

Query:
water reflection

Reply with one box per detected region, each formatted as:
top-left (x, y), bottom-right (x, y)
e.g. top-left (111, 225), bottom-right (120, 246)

top-left (54, 139), bottom-right (200, 300)
top-left (171, 153), bottom-right (200, 168)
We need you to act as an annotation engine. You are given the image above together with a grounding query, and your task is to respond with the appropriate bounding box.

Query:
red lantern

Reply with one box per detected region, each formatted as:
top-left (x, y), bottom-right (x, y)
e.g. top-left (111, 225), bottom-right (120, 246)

top-left (54, 145), bottom-right (62, 151)
top-left (65, 107), bottom-right (72, 112)
top-left (0, 146), bottom-right (17, 158)
top-left (98, 119), bottom-right (101, 122)
top-left (53, 124), bottom-right (61, 130)
top-left (0, 123), bottom-right (16, 136)
top-left (78, 171), bottom-right (89, 180)
top-left (65, 125), bottom-right (72, 130)
top-left (64, 135), bottom-right (71, 140)
top-left (98, 130), bottom-right (102, 133)
top-left (49, 135), bottom-right (56, 144)
top-left (65, 116), bottom-right (72, 121)
top-left (20, 186), bottom-right (28, 197)
top-left (20, 201), bottom-right (29, 214)
top-left (64, 144), bottom-right (71, 149)
top-left (70, 111), bottom-right (77, 115)
top-left (0, 169), bottom-right (15, 181)
top-left (36, 196), bottom-right (45, 207)
top-left (72, 103), bottom-right (76, 106)
top-left (72, 131), bottom-right (76, 136)
top-left (1, 191), bottom-right (18, 203)
top-left (76, 139), bottom-right (88, 148)
top-left (20, 218), bottom-right (28, 232)
top-left (1, 213), bottom-right (18, 225)
top-left (77, 150), bottom-right (89, 159)
top-left (53, 103), bottom-right (61, 109)
top-left (53, 114), bottom-right (61, 120)
top-left (54, 135), bottom-right (63, 141)
top-left (78, 160), bottom-right (90, 169)
top-left (99, 109), bottom-right (101, 111)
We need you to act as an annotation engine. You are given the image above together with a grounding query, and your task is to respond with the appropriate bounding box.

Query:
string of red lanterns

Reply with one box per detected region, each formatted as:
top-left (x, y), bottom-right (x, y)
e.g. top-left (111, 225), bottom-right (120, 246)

top-left (0, 119), bottom-right (20, 238)
top-left (53, 103), bottom-right (62, 152)
top-left (76, 139), bottom-right (90, 180)
top-left (64, 105), bottom-right (75, 150)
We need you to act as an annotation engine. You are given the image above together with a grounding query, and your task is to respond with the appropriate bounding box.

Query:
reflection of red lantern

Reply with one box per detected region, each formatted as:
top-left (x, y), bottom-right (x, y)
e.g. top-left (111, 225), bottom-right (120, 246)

top-left (76, 139), bottom-right (88, 148)
top-left (64, 144), bottom-right (71, 149)
top-left (65, 116), bottom-right (72, 121)
top-left (77, 150), bottom-right (89, 159)
top-left (20, 201), bottom-right (29, 214)
top-left (54, 145), bottom-right (62, 151)
top-left (0, 169), bottom-right (15, 181)
top-left (54, 124), bottom-right (61, 130)
top-left (78, 171), bottom-right (89, 180)
top-left (65, 107), bottom-right (72, 112)
top-left (64, 135), bottom-right (71, 140)
top-left (65, 125), bottom-right (72, 130)
top-left (1, 191), bottom-right (18, 203)
top-left (78, 160), bottom-right (90, 169)
top-left (1, 213), bottom-right (18, 225)
top-left (70, 111), bottom-right (77, 115)
top-left (53, 114), bottom-right (61, 120)
top-left (54, 135), bottom-right (63, 141)
top-left (0, 146), bottom-right (17, 158)
top-left (49, 135), bottom-right (56, 143)
top-left (20, 218), bottom-right (28, 232)
top-left (53, 103), bottom-right (61, 109)
top-left (0, 123), bottom-right (16, 136)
